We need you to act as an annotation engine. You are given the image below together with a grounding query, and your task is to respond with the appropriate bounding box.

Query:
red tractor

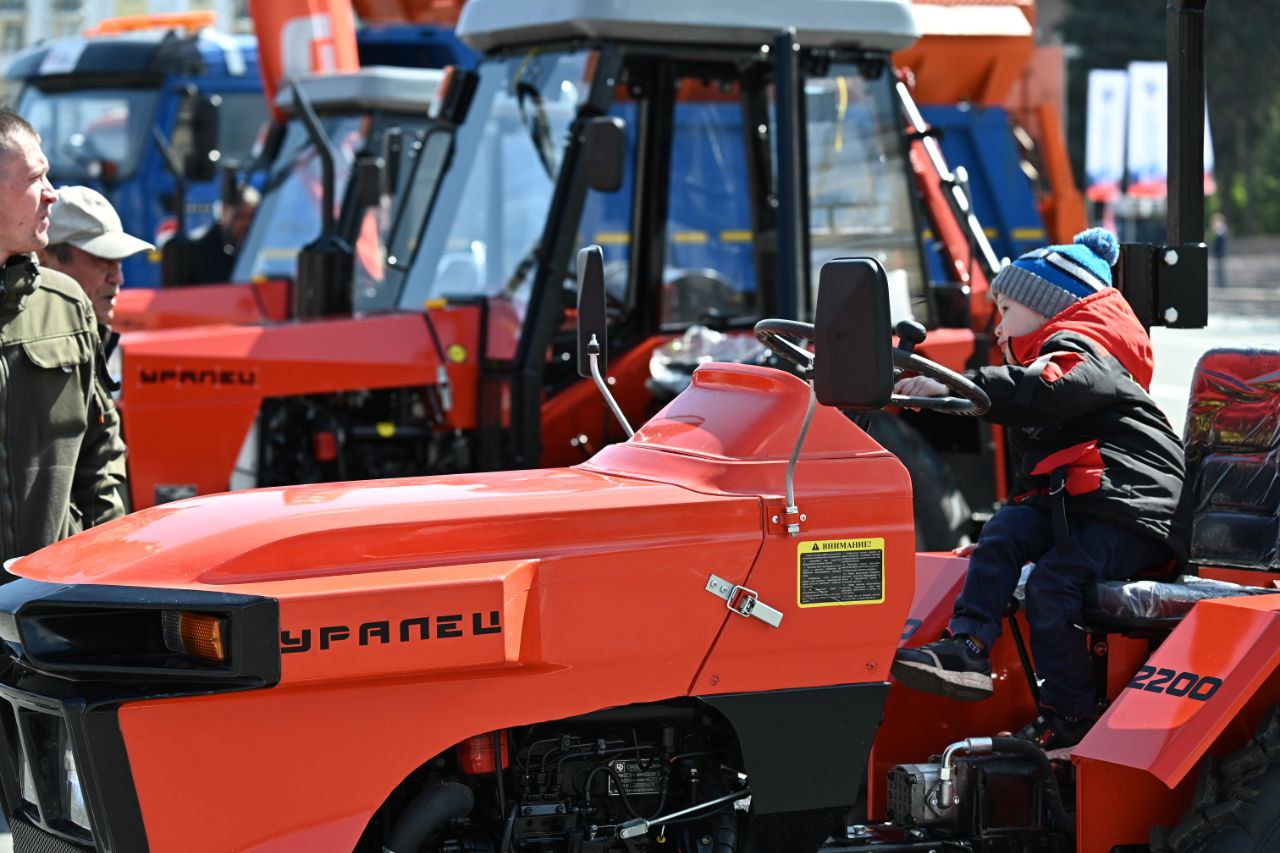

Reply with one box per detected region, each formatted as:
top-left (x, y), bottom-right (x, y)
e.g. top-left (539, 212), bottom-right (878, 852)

top-left (115, 0), bottom-right (1033, 552)
top-left (0, 239), bottom-right (1272, 852)
top-left (2, 2), bottom-right (1261, 853)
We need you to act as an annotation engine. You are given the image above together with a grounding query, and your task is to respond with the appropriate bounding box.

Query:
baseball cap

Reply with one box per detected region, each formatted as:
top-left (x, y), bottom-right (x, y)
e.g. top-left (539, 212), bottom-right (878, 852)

top-left (47, 186), bottom-right (155, 260)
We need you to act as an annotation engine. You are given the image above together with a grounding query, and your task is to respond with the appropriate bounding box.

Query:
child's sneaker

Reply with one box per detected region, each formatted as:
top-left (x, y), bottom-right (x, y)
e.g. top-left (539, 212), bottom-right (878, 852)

top-left (1014, 711), bottom-right (1093, 750)
top-left (891, 635), bottom-right (993, 701)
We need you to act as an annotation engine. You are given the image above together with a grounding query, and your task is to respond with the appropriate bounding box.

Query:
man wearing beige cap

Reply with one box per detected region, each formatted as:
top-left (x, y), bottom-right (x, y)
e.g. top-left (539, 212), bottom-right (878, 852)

top-left (39, 185), bottom-right (154, 336)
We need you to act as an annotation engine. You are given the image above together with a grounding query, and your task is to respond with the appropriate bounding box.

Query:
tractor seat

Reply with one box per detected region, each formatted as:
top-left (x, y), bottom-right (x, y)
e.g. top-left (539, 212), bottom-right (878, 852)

top-left (1082, 575), bottom-right (1277, 634)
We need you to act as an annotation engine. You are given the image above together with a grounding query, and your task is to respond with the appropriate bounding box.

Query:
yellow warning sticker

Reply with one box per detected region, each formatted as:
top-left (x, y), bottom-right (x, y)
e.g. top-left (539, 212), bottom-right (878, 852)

top-left (797, 538), bottom-right (885, 608)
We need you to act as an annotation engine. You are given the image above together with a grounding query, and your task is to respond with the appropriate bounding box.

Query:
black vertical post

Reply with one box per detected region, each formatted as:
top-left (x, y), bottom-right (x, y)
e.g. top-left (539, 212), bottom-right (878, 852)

top-left (1120, 0), bottom-right (1209, 329)
top-left (773, 29), bottom-right (811, 320)
top-left (1167, 0), bottom-right (1206, 246)
top-left (509, 48), bottom-right (624, 469)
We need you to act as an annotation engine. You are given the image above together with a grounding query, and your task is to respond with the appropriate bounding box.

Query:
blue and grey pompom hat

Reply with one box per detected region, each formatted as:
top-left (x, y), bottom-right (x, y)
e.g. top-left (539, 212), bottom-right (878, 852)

top-left (990, 228), bottom-right (1122, 318)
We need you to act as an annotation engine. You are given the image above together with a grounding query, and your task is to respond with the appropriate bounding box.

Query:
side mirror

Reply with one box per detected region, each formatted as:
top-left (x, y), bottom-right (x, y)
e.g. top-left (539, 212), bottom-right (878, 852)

top-left (183, 94), bottom-right (221, 183)
top-left (381, 127), bottom-right (405, 196)
top-left (576, 245), bottom-right (608, 378)
top-left (355, 152), bottom-right (386, 208)
top-left (436, 66), bottom-right (480, 126)
top-left (219, 167), bottom-right (240, 209)
top-left (814, 258), bottom-right (893, 410)
top-left (581, 116), bottom-right (626, 193)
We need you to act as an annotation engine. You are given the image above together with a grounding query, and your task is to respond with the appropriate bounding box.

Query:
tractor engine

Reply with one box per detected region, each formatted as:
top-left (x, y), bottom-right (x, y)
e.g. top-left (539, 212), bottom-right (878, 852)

top-left (358, 706), bottom-right (748, 853)
top-left (255, 387), bottom-right (471, 486)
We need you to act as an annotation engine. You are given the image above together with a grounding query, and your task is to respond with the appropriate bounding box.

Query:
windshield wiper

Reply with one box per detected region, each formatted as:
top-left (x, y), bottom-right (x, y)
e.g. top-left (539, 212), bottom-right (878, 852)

top-left (515, 80), bottom-right (559, 180)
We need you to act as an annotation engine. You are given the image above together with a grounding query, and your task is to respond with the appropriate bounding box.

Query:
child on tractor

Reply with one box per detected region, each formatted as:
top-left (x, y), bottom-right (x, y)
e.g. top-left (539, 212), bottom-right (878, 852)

top-left (890, 228), bottom-right (1188, 748)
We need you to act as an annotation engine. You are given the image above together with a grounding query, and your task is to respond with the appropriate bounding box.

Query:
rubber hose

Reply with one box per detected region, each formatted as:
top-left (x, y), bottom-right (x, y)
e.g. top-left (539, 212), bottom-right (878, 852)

top-left (499, 800), bottom-right (517, 853)
top-left (695, 757), bottom-right (739, 853)
top-left (987, 737), bottom-right (1073, 838)
top-left (383, 782), bottom-right (475, 853)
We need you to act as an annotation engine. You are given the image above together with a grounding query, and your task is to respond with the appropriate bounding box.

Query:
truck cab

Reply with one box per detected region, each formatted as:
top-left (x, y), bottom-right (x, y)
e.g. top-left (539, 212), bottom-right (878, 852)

top-left (6, 14), bottom-right (267, 289)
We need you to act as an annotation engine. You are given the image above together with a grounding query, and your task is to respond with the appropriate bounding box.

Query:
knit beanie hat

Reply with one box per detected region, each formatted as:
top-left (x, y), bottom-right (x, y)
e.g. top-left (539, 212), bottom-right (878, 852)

top-left (991, 228), bottom-right (1121, 318)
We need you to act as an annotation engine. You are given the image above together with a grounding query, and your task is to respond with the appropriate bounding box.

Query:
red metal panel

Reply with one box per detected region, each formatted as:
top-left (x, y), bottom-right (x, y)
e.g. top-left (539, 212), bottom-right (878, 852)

top-left (113, 281), bottom-right (291, 332)
top-left (248, 0), bottom-right (360, 118)
top-left (1074, 595), bottom-right (1280, 788)
top-left (119, 307), bottom-right (481, 508)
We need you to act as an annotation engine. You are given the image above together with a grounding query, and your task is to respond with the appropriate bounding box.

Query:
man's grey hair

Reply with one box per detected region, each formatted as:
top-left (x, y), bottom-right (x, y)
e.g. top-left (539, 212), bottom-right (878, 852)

top-left (42, 243), bottom-right (74, 265)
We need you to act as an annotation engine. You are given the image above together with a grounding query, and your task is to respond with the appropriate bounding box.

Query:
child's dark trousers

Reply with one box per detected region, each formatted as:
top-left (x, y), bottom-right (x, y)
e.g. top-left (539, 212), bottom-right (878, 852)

top-left (949, 504), bottom-right (1172, 717)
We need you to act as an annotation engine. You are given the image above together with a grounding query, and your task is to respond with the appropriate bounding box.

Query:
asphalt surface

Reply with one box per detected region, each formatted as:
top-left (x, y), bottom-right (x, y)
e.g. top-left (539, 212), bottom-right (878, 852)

top-left (0, 310), bottom-right (1274, 853)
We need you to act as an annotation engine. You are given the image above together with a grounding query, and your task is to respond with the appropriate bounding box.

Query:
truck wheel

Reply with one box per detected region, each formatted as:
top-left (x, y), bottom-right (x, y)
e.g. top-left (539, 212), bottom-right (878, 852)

top-left (1152, 709), bottom-right (1280, 851)
top-left (861, 412), bottom-right (970, 551)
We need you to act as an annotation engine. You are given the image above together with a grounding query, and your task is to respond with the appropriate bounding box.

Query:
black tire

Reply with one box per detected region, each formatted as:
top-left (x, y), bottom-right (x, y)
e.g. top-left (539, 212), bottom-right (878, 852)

top-left (1152, 709), bottom-right (1280, 852)
top-left (861, 412), bottom-right (970, 551)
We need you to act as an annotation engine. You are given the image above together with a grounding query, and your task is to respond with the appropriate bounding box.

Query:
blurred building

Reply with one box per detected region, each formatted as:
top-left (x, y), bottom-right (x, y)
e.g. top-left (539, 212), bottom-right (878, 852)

top-left (0, 0), bottom-right (254, 83)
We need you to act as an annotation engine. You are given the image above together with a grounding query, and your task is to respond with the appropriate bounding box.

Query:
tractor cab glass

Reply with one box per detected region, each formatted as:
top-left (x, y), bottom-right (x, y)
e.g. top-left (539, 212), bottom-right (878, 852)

top-left (17, 86), bottom-right (159, 182)
top-left (806, 63), bottom-right (927, 325)
top-left (235, 105), bottom-right (440, 306)
top-left (399, 50), bottom-right (597, 319)
top-left (233, 115), bottom-right (364, 282)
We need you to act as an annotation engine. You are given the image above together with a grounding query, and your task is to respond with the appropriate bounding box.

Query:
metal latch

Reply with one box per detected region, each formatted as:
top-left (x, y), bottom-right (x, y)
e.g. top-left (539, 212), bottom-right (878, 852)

top-left (706, 575), bottom-right (783, 628)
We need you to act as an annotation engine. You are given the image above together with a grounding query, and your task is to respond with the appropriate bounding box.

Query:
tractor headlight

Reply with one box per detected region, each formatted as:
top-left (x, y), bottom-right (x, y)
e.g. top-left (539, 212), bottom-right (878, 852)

top-left (17, 738), bottom-right (37, 808)
top-left (62, 733), bottom-right (89, 831)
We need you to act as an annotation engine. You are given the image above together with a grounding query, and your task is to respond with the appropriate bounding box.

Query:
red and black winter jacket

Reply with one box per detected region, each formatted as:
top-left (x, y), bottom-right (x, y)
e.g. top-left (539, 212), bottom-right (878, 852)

top-left (974, 287), bottom-right (1188, 560)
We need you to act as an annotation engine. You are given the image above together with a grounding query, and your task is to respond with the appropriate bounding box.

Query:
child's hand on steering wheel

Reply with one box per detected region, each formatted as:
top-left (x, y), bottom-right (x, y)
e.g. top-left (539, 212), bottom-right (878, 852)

top-left (894, 376), bottom-right (948, 397)
top-left (893, 376), bottom-right (949, 410)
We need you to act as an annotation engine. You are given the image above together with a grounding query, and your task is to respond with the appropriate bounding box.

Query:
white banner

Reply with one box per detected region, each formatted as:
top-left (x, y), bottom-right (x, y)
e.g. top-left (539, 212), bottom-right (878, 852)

top-left (1205, 106), bottom-right (1217, 195)
top-left (1126, 61), bottom-right (1169, 197)
top-left (1085, 69), bottom-right (1129, 202)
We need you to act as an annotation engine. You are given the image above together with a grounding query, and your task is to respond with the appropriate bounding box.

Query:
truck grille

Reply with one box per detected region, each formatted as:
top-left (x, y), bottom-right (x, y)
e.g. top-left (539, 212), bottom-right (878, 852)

top-left (0, 697), bottom-right (93, 849)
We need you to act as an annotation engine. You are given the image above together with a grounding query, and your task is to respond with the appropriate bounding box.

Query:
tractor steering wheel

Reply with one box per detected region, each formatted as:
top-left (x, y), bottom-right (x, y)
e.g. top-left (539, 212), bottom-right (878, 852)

top-left (753, 319), bottom-right (990, 416)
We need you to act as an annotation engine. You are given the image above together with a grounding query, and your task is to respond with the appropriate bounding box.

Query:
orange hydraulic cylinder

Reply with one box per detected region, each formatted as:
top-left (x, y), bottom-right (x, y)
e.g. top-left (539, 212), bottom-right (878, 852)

top-left (1033, 101), bottom-right (1088, 243)
top-left (248, 0), bottom-right (360, 118)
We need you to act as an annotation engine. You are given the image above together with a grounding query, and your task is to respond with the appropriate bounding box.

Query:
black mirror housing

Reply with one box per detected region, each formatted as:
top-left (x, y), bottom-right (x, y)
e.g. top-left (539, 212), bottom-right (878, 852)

top-left (582, 116), bottom-right (626, 193)
top-left (183, 94), bottom-right (221, 183)
top-left (814, 258), bottom-right (893, 410)
top-left (437, 67), bottom-right (480, 125)
top-left (576, 245), bottom-right (608, 378)
top-left (355, 152), bottom-right (386, 208)
top-left (381, 128), bottom-right (404, 196)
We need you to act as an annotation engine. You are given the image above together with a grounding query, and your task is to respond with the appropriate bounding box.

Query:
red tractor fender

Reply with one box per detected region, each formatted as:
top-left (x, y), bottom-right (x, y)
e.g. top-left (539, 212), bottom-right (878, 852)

top-left (1071, 594), bottom-right (1280, 850)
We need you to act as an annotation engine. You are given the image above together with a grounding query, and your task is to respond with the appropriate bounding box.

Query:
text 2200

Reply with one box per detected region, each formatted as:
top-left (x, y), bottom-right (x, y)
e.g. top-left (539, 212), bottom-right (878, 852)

top-left (1126, 666), bottom-right (1222, 701)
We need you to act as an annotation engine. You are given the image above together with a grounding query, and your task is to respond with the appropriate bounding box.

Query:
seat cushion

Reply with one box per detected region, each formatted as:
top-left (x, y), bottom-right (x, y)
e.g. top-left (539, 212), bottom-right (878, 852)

top-left (1184, 348), bottom-right (1280, 571)
top-left (1082, 575), bottom-right (1277, 633)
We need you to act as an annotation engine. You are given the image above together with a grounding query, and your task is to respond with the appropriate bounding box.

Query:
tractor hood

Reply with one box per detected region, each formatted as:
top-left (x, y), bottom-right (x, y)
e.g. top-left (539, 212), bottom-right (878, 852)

top-left (16, 363), bottom-right (894, 598)
top-left (10, 467), bottom-right (760, 591)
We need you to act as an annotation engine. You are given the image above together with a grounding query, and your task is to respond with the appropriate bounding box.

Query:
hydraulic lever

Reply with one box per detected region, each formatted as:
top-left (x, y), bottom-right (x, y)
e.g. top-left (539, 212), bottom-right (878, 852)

top-left (617, 788), bottom-right (751, 839)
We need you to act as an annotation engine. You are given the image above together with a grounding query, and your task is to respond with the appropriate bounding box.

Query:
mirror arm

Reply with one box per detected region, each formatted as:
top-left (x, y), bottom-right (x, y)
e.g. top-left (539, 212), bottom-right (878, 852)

top-left (784, 384), bottom-right (816, 536)
top-left (588, 334), bottom-right (633, 438)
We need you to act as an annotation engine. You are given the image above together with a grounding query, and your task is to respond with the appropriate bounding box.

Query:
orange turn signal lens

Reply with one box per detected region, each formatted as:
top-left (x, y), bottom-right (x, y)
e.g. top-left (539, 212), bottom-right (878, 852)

top-left (161, 611), bottom-right (227, 662)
